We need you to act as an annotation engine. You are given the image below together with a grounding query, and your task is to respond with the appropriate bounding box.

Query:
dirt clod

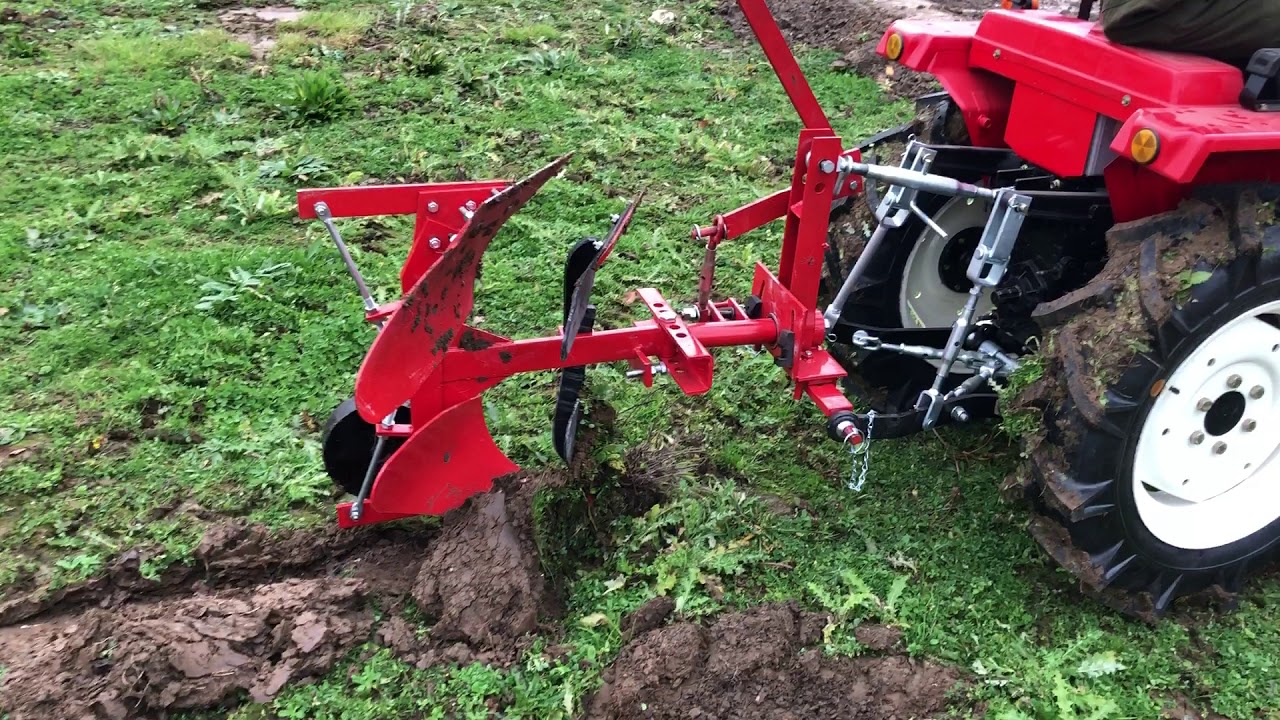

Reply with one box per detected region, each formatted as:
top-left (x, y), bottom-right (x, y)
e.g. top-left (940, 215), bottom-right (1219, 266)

top-left (0, 579), bottom-right (370, 720)
top-left (619, 596), bottom-right (675, 641)
top-left (854, 623), bottom-right (904, 652)
top-left (413, 488), bottom-right (548, 655)
top-left (218, 6), bottom-right (302, 59)
top-left (590, 603), bottom-right (963, 719)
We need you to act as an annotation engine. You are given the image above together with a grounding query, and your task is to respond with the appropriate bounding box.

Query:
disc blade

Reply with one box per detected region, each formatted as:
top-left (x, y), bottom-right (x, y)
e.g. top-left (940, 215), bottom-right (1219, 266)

top-left (369, 396), bottom-right (519, 516)
top-left (355, 153), bottom-right (572, 422)
top-left (561, 264), bottom-right (598, 361)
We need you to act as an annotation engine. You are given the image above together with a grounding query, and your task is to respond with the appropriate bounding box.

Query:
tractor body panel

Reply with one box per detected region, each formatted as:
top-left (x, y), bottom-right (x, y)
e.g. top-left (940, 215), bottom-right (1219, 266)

top-left (882, 9), bottom-right (1280, 218)
top-left (876, 20), bottom-right (1010, 148)
top-left (1112, 107), bottom-right (1280, 184)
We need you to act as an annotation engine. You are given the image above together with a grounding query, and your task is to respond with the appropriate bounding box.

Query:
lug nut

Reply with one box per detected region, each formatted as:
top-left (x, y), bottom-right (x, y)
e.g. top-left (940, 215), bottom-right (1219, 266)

top-left (1227, 374), bottom-right (1243, 389)
top-left (1196, 398), bottom-right (1214, 412)
top-left (1250, 385), bottom-right (1265, 399)
top-left (1190, 430), bottom-right (1205, 445)
top-left (1213, 441), bottom-right (1228, 455)
top-left (1243, 419), bottom-right (1257, 432)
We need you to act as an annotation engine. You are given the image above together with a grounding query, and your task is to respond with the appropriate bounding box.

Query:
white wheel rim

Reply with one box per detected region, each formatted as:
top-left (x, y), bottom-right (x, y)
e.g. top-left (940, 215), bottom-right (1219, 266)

top-left (898, 196), bottom-right (996, 328)
top-left (1133, 298), bottom-right (1280, 550)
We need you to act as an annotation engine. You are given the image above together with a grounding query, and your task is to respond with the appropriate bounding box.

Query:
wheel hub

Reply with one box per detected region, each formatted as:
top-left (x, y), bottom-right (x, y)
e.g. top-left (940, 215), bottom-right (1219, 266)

top-left (898, 197), bottom-right (995, 329)
top-left (1203, 390), bottom-right (1246, 437)
top-left (1133, 300), bottom-right (1280, 550)
top-left (935, 227), bottom-right (983, 294)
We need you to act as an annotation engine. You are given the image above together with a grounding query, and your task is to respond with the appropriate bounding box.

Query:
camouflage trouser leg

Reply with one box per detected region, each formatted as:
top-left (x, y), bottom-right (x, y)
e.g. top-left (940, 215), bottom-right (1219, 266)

top-left (1101, 0), bottom-right (1280, 65)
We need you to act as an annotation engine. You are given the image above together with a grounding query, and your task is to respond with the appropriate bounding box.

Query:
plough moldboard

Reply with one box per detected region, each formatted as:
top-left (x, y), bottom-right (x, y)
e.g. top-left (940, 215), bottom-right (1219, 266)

top-left (301, 0), bottom-right (1007, 529)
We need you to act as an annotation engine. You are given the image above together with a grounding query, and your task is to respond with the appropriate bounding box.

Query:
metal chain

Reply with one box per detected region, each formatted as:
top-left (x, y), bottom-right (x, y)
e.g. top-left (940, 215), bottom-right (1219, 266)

top-left (846, 410), bottom-right (875, 492)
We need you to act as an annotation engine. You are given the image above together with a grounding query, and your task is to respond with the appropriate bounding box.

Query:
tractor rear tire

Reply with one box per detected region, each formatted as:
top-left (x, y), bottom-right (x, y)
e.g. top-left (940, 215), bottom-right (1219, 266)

top-left (1005, 191), bottom-right (1280, 617)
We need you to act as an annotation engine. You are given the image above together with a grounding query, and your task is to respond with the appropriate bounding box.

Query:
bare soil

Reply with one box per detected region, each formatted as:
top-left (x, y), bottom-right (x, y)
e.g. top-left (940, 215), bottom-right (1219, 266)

top-left (0, 478), bottom-right (558, 719)
top-left (588, 602), bottom-right (963, 719)
top-left (721, 0), bottom-right (1078, 99)
top-left (218, 6), bottom-right (302, 60)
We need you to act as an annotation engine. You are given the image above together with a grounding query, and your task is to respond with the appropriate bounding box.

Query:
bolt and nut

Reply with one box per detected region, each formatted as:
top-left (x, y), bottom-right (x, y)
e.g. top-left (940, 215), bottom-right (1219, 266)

top-left (1250, 385), bottom-right (1265, 399)
top-left (818, 159), bottom-right (836, 174)
top-left (429, 237), bottom-right (442, 250)
top-left (427, 201), bottom-right (439, 213)
top-left (465, 200), bottom-right (478, 212)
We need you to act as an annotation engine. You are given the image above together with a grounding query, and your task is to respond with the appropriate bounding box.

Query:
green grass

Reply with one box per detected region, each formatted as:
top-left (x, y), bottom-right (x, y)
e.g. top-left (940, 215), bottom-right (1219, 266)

top-left (2, 0), bottom-right (1279, 718)
top-left (278, 9), bottom-right (377, 49)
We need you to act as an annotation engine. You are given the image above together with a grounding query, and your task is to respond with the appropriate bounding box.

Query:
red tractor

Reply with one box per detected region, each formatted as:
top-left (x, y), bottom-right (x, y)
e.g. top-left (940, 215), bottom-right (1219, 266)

top-left (303, 0), bottom-right (1280, 616)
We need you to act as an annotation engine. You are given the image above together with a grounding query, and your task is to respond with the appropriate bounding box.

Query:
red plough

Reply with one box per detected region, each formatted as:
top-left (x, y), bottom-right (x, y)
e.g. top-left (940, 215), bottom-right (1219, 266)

top-left (304, 0), bottom-right (1280, 614)
top-left (304, 0), bottom-right (886, 528)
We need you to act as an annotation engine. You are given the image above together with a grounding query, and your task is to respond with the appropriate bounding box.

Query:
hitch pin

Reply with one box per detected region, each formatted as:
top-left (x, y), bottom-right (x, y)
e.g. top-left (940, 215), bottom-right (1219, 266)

top-left (314, 202), bottom-right (379, 317)
top-left (626, 362), bottom-right (667, 379)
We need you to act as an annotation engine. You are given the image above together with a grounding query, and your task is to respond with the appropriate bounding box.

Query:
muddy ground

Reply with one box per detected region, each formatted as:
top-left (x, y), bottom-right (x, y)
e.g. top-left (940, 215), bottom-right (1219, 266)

top-left (591, 601), bottom-right (962, 719)
top-left (0, 475), bottom-right (966, 719)
top-left (0, 479), bottom-right (565, 719)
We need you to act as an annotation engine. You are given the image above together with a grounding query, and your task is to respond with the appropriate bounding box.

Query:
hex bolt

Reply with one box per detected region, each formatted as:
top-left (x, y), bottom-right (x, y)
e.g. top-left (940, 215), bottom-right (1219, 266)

top-left (819, 159), bottom-right (836, 174)
top-left (464, 200), bottom-right (478, 212)
top-left (951, 406), bottom-right (970, 423)
top-left (1227, 374), bottom-right (1243, 389)
top-left (1250, 385), bottom-right (1265, 399)
top-left (1189, 430), bottom-right (1205, 445)
top-left (429, 237), bottom-right (442, 250)
top-left (1196, 398), bottom-right (1214, 412)
top-left (1242, 419), bottom-right (1258, 432)
top-left (680, 306), bottom-right (700, 321)
top-left (427, 201), bottom-right (439, 213)
top-left (1213, 441), bottom-right (1228, 455)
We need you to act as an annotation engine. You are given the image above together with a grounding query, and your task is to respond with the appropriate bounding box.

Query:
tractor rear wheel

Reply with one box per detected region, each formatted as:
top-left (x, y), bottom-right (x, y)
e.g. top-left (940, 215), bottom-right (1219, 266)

top-left (1005, 191), bottom-right (1280, 616)
top-left (826, 194), bottom-right (997, 410)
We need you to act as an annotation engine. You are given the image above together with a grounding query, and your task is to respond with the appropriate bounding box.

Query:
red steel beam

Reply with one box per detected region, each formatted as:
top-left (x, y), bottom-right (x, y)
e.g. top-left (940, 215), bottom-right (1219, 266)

top-left (736, 0), bottom-right (832, 130)
top-left (440, 318), bottom-right (779, 383)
